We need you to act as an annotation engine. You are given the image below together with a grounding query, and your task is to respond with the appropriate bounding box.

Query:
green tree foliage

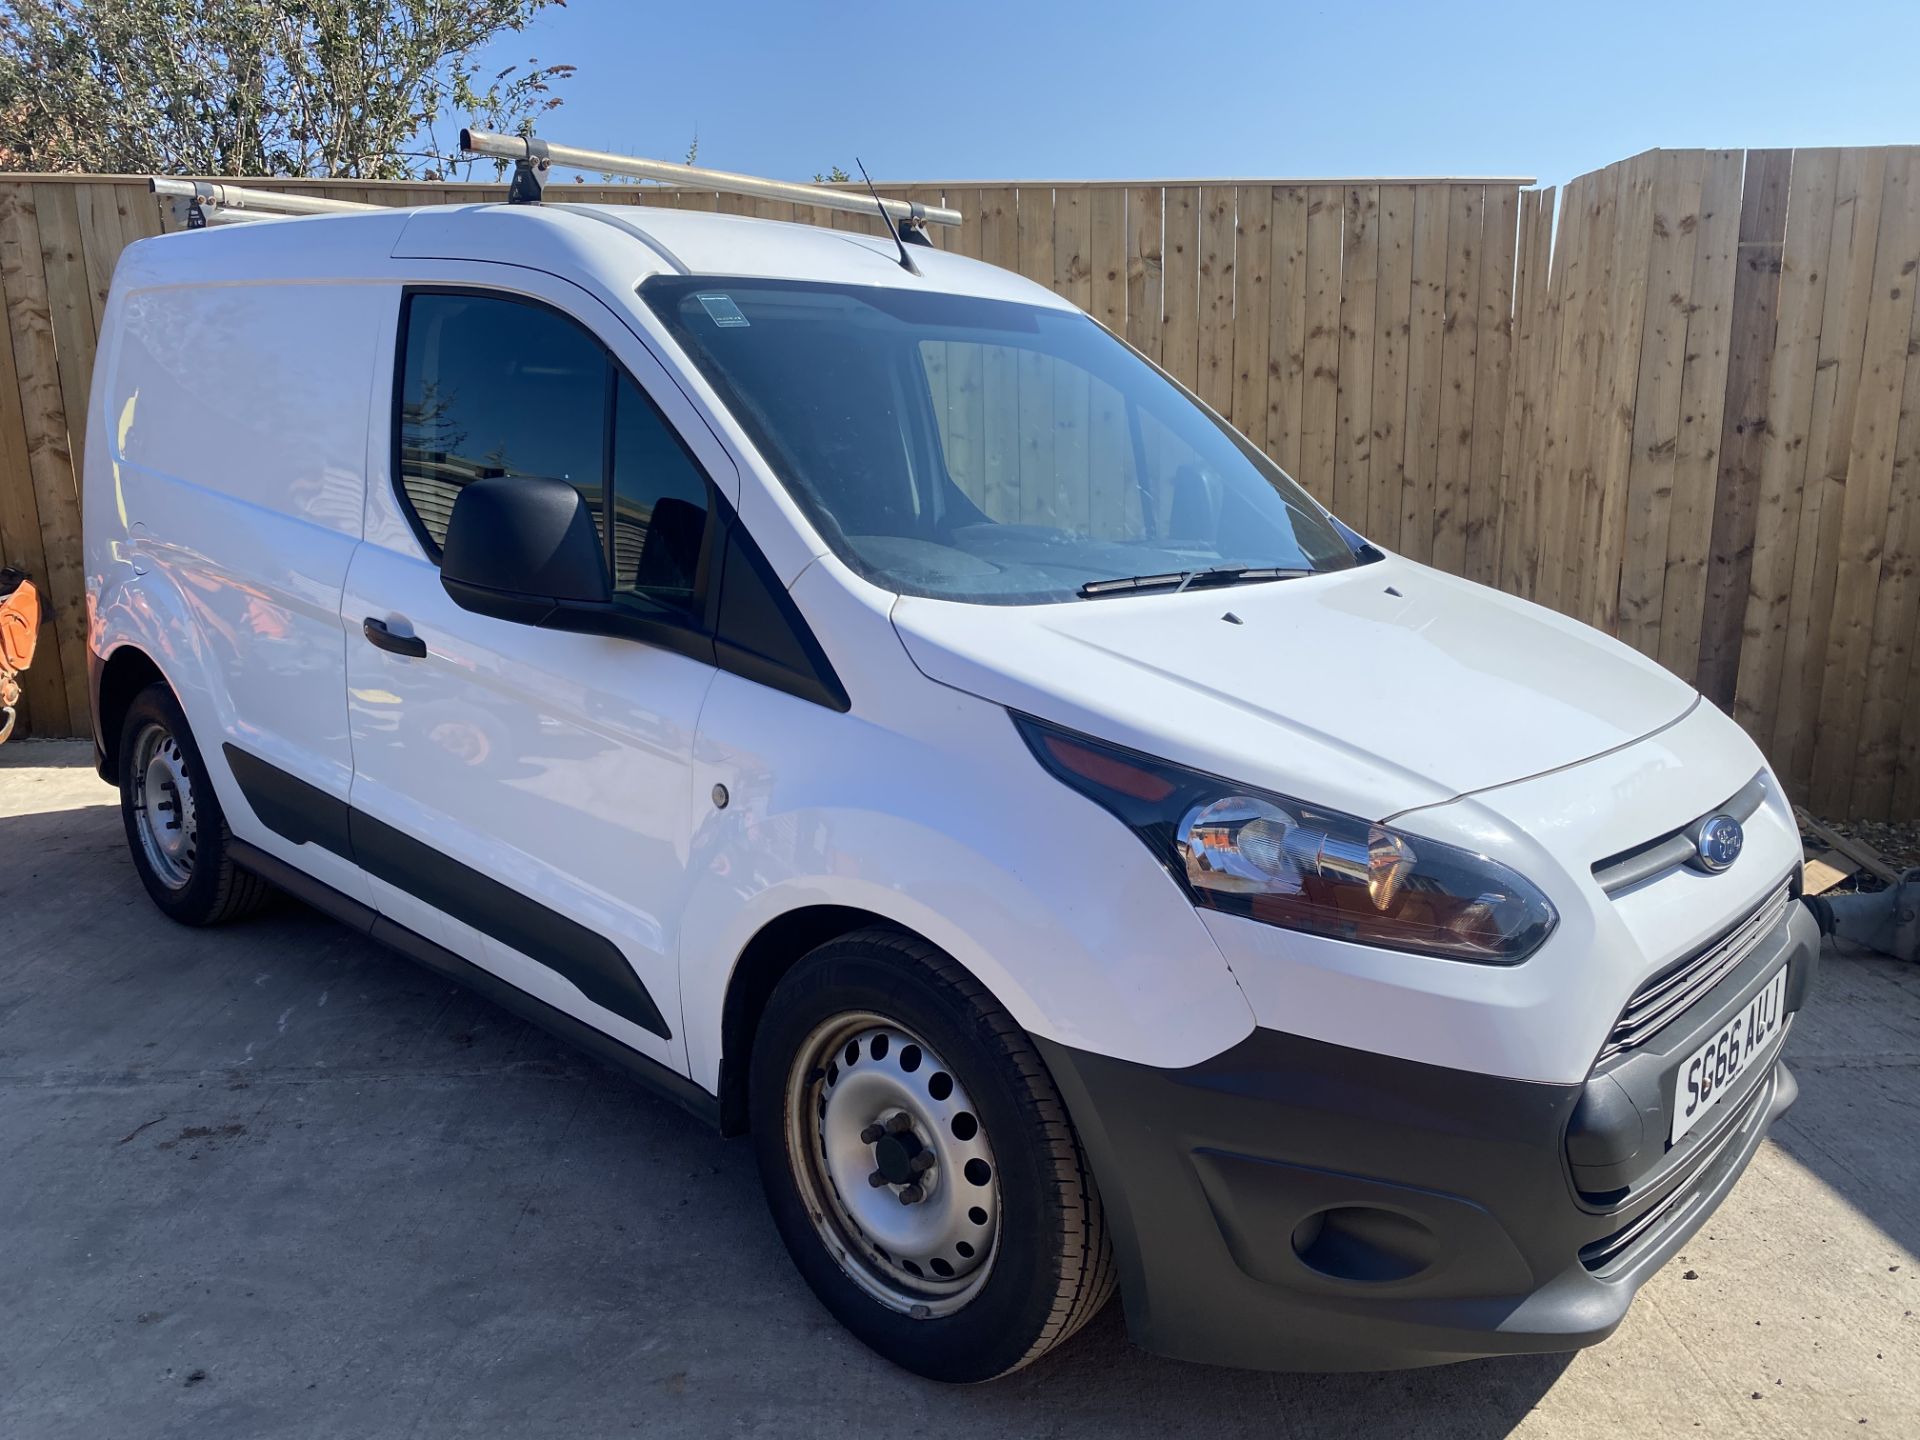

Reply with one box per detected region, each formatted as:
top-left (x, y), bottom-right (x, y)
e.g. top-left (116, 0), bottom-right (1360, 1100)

top-left (0, 0), bottom-right (573, 178)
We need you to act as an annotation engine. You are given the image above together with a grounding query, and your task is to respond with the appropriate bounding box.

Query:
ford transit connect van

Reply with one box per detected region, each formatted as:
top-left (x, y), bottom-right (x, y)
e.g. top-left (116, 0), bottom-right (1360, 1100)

top-left (84, 191), bottom-right (1817, 1382)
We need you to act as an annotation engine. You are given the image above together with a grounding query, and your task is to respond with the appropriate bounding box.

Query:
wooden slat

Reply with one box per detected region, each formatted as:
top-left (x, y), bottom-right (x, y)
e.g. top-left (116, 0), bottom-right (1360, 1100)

top-left (1574, 161), bottom-right (1630, 623)
top-left (1659, 150), bottom-right (1745, 678)
top-left (975, 186), bottom-right (1018, 271)
top-left (1499, 186), bottom-right (1555, 596)
top-left (73, 182), bottom-right (130, 331)
top-left (1399, 185), bottom-right (1448, 561)
top-left (1229, 185), bottom-right (1273, 454)
top-left (1772, 148), bottom-right (1888, 795)
top-left (31, 183), bottom-right (97, 500)
top-left (1265, 186), bottom-right (1309, 476)
top-left (1298, 186), bottom-right (1344, 503)
top-left (1696, 150), bottom-right (1791, 705)
top-left (943, 188), bottom-right (985, 260)
top-left (1430, 184), bottom-right (1483, 577)
top-left (1160, 187), bottom-right (1201, 391)
top-left (1195, 186), bottom-right (1236, 415)
top-left (1331, 185), bottom-right (1378, 525)
top-left (1016, 185), bottom-right (1056, 288)
top-left (1616, 152), bottom-right (1707, 658)
top-left (117, 179), bottom-right (166, 243)
top-left (0, 186), bottom-right (88, 732)
top-left (1466, 185), bottom-right (1518, 584)
top-left (1052, 186), bottom-right (1091, 309)
top-left (1734, 150), bottom-right (1840, 753)
top-left (1087, 187), bottom-right (1126, 335)
top-left (1368, 186), bottom-right (1414, 544)
top-left (1124, 187), bottom-right (1163, 365)
top-left (1580, 156), bottom-right (1652, 632)
top-left (1812, 147), bottom-right (1920, 814)
top-left (1533, 171), bottom-right (1596, 614)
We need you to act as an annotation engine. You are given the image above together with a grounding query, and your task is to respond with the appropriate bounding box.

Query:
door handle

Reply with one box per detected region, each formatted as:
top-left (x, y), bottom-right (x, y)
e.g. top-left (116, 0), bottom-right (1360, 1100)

top-left (362, 616), bottom-right (426, 659)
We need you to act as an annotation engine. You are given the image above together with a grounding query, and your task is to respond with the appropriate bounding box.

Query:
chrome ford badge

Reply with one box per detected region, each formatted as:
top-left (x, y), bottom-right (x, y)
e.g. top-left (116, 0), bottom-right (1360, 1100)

top-left (1691, 813), bottom-right (1744, 872)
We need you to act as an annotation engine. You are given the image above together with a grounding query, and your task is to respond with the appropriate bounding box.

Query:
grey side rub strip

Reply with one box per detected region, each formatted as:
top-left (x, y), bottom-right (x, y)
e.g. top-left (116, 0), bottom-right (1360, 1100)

top-left (223, 743), bottom-right (671, 1039)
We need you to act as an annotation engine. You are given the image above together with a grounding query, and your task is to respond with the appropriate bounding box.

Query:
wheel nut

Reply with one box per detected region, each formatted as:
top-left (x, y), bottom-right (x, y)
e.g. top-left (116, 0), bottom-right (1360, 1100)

top-left (886, 1113), bottom-right (913, 1135)
top-left (898, 1184), bottom-right (925, 1205)
top-left (860, 1123), bottom-right (885, 1144)
top-left (909, 1151), bottom-right (934, 1174)
top-left (867, 1169), bottom-right (890, 1188)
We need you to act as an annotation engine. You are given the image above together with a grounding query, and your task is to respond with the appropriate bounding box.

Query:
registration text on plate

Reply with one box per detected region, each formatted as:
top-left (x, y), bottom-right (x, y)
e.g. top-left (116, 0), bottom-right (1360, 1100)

top-left (1671, 967), bottom-right (1787, 1144)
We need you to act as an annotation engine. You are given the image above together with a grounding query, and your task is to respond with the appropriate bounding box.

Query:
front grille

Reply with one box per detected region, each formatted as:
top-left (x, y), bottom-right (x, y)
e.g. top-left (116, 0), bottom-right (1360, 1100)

top-left (1579, 1067), bottom-right (1774, 1272)
top-left (1595, 884), bottom-right (1792, 1065)
top-left (1591, 770), bottom-right (1769, 895)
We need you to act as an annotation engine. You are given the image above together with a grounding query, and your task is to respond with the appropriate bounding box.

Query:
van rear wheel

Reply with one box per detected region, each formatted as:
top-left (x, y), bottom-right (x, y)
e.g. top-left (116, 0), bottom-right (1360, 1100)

top-left (117, 683), bottom-right (271, 926)
top-left (749, 929), bottom-right (1115, 1382)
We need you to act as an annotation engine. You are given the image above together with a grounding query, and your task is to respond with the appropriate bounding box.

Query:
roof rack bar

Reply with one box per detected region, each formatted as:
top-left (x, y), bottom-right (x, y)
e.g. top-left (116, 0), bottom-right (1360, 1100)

top-left (148, 177), bottom-right (383, 218)
top-left (460, 127), bottom-right (963, 229)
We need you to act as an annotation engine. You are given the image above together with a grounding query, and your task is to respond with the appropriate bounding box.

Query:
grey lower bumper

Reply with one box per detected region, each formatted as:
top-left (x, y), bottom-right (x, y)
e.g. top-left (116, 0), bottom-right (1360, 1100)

top-left (1035, 902), bottom-right (1820, 1372)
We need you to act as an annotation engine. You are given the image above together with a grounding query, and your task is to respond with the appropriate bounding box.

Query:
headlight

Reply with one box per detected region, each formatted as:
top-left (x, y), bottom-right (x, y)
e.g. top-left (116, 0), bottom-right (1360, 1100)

top-left (1015, 714), bottom-right (1556, 964)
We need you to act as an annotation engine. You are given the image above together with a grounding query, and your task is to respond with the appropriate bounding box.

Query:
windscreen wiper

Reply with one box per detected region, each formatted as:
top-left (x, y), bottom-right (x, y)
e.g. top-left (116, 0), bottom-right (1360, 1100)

top-left (1076, 565), bottom-right (1310, 599)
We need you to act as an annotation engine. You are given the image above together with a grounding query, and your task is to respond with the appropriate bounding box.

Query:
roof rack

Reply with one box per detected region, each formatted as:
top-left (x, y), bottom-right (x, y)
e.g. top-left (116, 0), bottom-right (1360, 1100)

top-left (459, 127), bottom-right (962, 240)
top-left (149, 127), bottom-right (966, 241)
top-left (149, 177), bottom-right (381, 228)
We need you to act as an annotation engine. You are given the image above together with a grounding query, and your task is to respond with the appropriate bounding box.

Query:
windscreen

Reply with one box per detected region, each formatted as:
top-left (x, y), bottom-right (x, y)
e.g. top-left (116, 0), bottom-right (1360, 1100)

top-left (643, 277), bottom-right (1360, 604)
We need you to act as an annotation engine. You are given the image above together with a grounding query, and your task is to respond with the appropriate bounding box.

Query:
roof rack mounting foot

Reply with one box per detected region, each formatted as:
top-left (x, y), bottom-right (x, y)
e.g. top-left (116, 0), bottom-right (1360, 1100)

top-left (507, 138), bottom-right (551, 205)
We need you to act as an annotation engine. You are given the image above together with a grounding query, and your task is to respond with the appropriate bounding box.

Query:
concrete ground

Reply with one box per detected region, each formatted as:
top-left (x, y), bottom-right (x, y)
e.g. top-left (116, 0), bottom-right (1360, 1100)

top-left (0, 739), bottom-right (1914, 1440)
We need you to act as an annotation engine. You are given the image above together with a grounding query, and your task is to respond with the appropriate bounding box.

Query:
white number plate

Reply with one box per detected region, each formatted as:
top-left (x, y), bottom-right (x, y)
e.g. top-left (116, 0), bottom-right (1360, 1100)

top-left (1671, 966), bottom-right (1787, 1144)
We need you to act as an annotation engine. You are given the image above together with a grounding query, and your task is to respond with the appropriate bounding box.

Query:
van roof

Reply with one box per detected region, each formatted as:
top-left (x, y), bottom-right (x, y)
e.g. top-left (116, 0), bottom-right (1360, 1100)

top-left (128, 200), bottom-right (1074, 313)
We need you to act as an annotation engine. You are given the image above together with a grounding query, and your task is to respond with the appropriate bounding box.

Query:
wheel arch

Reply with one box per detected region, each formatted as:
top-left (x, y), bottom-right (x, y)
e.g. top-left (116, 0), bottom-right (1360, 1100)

top-left (94, 643), bottom-right (169, 779)
top-left (716, 903), bottom-right (912, 1135)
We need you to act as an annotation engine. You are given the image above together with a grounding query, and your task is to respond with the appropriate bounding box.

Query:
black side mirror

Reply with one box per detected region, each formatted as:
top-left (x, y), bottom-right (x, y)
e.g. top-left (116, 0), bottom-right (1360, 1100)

top-left (440, 475), bottom-right (612, 627)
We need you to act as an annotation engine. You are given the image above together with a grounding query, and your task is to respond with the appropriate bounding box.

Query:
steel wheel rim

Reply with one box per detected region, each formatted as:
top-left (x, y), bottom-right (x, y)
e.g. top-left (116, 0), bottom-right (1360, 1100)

top-left (131, 721), bottom-right (197, 890)
top-left (785, 1010), bottom-right (1001, 1318)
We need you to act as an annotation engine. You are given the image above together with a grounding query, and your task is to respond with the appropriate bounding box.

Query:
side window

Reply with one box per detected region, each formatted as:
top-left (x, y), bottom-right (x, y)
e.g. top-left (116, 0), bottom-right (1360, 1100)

top-left (396, 291), bottom-right (609, 552)
top-left (610, 373), bottom-right (710, 616)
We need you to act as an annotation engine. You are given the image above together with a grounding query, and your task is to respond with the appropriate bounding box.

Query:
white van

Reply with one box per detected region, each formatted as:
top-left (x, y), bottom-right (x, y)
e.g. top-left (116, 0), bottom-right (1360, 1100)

top-left (84, 184), bottom-right (1817, 1382)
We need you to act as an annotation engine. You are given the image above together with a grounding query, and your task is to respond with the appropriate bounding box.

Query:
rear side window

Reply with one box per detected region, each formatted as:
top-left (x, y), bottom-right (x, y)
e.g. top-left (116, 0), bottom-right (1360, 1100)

top-left (394, 290), bottom-right (712, 619)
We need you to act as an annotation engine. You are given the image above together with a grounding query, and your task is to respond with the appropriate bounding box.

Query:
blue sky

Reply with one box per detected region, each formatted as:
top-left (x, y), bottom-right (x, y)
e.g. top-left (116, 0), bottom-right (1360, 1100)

top-left (476, 0), bottom-right (1914, 188)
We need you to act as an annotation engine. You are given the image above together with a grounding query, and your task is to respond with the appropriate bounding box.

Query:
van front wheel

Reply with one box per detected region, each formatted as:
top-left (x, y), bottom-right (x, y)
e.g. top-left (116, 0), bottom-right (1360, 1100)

top-left (117, 683), bottom-right (271, 926)
top-left (749, 929), bottom-right (1115, 1382)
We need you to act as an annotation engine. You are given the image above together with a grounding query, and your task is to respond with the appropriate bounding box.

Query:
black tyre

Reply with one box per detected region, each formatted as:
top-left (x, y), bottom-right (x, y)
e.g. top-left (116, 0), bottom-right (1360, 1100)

top-left (117, 682), bottom-right (272, 926)
top-left (749, 928), bottom-right (1115, 1382)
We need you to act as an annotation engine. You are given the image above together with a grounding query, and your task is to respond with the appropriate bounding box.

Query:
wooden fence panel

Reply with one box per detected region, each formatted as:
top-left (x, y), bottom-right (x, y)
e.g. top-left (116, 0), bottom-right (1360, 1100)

top-left (1812, 149), bottom-right (1920, 815)
top-left (4, 157), bottom-right (1919, 817)
top-left (1772, 149), bottom-right (1890, 798)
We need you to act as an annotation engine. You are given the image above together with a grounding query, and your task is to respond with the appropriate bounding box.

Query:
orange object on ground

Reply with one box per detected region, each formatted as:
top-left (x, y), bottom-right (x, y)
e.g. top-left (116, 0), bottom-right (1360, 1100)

top-left (0, 569), bottom-right (41, 744)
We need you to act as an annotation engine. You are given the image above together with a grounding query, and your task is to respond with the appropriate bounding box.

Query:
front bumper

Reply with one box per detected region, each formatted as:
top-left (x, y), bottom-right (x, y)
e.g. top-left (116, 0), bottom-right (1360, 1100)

top-left (1035, 899), bottom-right (1820, 1372)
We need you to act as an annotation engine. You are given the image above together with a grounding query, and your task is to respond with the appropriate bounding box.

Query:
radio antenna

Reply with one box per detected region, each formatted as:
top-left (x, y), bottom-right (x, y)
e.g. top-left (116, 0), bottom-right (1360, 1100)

top-left (856, 158), bottom-right (919, 276)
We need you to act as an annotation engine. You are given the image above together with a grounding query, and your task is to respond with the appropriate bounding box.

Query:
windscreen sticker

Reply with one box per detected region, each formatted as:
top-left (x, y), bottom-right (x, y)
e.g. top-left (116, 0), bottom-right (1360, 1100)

top-left (695, 292), bottom-right (750, 328)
